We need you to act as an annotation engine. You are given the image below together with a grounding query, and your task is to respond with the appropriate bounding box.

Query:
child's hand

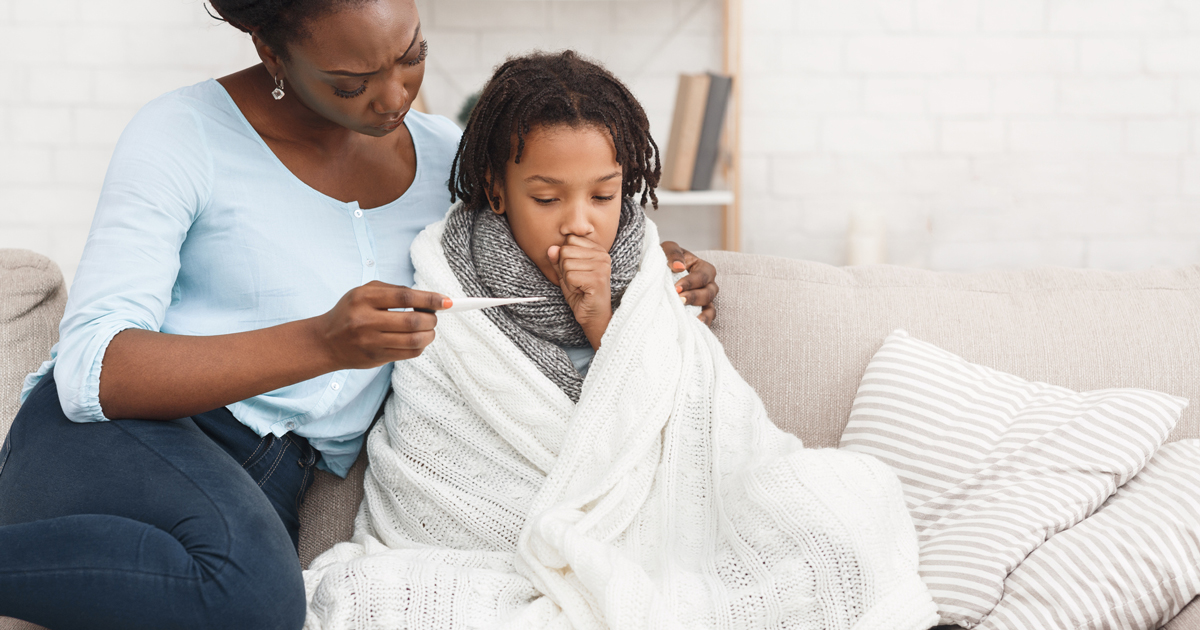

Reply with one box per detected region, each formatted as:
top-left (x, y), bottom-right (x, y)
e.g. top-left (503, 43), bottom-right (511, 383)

top-left (547, 234), bottom-right (612, 350)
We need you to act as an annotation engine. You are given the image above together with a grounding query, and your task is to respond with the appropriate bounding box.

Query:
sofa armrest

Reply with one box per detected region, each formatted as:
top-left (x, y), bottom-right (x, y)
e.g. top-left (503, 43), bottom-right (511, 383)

top-left (0, 618), bottom-right (45, 630)
top-left (0, 249), bottom-right (66, 441)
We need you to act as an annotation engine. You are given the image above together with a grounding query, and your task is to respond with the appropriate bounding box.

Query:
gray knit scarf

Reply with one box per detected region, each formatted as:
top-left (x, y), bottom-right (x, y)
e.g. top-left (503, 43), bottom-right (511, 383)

top-left (441, 199), bottom-right (646, 402)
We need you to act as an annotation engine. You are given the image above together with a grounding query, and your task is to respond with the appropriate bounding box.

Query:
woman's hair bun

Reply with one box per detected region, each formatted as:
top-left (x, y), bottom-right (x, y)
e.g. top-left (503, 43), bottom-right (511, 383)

top-left (208, 0), bottom-right (292, 34)
top-left (208, 0), bottom-right (367, 60)
top-left (208, 0), bottom-right (297, 34)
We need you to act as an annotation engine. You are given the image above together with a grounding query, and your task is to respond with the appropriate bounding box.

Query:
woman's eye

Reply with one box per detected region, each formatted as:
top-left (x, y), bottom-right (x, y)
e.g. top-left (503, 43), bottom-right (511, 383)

top-left (533, 197), bottom-right (556, 205)
top-left (333, 82), bottom-right (367, 99)
top-left (406, 40), bottom-right (429, 67)
top-left (594, 194), bottom-right (617, 202)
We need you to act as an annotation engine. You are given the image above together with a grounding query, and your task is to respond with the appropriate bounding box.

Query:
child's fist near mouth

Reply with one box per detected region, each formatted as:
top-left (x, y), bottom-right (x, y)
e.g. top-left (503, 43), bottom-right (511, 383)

top-left (547, 233), bottom-right (612, 350)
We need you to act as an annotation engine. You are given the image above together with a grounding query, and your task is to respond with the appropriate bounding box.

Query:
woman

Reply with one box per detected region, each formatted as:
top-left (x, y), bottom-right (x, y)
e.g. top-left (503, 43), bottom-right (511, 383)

top-left (0, 2), bottom-right (717, 629)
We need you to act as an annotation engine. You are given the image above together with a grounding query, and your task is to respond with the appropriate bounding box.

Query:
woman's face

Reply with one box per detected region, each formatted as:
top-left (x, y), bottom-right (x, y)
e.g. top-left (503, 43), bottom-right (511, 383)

top-left (269, 0), bottom-right (425, 137)
top-left (492, 124), bottom-right (624, 285)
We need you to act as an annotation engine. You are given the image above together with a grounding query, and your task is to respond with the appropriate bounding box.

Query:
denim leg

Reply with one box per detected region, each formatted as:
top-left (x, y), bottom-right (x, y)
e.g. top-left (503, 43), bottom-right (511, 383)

top-left (190, 408), bottom-right (319, 551)
top-left (0, 373), bottom-right (307, 630)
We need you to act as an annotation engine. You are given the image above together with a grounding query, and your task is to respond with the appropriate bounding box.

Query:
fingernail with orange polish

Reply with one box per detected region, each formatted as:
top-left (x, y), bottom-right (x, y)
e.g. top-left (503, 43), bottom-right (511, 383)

top-left (442, 298), bottom-right (453, 309)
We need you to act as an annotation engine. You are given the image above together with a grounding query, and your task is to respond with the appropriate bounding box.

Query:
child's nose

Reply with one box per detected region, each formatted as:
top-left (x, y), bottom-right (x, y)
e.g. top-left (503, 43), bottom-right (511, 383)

top-left (561, 201), bottom-right (594, 236)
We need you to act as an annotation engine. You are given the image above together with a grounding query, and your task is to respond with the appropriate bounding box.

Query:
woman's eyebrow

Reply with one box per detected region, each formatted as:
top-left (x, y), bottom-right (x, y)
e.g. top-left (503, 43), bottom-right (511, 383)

top-left (320, 23), bottom-right (423, 77)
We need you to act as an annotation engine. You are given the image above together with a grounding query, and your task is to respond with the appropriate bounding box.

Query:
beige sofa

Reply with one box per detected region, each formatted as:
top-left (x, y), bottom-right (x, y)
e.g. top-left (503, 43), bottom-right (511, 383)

top-left (2, 246), bottom-right (1199, 630)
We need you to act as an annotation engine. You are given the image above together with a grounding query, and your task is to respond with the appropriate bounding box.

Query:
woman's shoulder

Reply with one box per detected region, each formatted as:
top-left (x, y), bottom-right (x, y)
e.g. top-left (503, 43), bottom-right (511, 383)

top-left (129, 79), bottom-right (234, 125)
top-left (406, 109), bottom-right (462, 137)
top-left (116, 80), bottom-right (241, 153)
top-left (406, 111), bottom-right (463, 201)
top-left (101, 80), bottom-right (264, 217)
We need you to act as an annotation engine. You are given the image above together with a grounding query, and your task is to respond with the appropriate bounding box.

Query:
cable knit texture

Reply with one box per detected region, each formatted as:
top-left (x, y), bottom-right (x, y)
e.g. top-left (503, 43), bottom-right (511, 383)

top-left (302, 213), bottom-right (939, 630)
top-left (441, 200), bottom-right (644, 402)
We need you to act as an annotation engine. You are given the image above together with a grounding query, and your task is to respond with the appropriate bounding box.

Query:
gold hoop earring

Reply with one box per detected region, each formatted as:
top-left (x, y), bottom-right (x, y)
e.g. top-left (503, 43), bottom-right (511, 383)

top-left (272, 75), bottom-right (285, 100)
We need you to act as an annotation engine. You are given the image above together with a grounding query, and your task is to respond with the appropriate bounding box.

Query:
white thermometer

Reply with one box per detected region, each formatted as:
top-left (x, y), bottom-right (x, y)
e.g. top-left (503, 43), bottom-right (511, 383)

top-left (442, 296), bottom-right (546, 313)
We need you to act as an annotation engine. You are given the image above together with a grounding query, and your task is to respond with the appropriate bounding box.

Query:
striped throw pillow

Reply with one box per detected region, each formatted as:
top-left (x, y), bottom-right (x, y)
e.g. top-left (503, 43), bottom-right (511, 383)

top-left (979, 440), bottom-right (1200, 630)
top-left (839, 330), bottom-right (1188, 628)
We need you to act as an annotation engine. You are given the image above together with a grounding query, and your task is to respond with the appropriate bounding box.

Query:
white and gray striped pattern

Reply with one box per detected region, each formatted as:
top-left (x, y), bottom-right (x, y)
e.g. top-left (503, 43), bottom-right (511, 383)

top-left (979, 440), bottom-right (1200, 630)
top-left (839, 330), bottom-right (1188, 628)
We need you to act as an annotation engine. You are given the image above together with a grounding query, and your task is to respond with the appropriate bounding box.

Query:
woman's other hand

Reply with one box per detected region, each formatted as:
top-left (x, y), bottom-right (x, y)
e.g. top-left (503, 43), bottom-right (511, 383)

top-left (661, 242), bottom-right (719, 326)
top-left (313, 281), bottom-right (452, 369)
top-left (548, 234), bottom-right (612, 350)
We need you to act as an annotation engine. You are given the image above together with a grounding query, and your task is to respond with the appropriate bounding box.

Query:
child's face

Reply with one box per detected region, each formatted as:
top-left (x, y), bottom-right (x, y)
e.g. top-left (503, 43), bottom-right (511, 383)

top-left (491, 124), bottom-right (624, 285)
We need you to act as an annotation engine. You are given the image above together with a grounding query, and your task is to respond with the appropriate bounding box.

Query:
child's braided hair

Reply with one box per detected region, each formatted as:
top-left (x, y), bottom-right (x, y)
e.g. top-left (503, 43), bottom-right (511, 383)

top-left (450, 50), bottom-right (661, 211)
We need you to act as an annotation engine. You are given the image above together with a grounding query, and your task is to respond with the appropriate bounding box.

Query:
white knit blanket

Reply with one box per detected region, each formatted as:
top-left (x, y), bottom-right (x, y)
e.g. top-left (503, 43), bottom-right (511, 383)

top-left (303, 216), bottom-right (939, 630)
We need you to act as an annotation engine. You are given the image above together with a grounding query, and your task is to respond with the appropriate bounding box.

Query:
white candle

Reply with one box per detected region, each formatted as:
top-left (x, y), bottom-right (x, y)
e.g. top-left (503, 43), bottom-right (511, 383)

top-left (847, 210), bottom-right (887, 266)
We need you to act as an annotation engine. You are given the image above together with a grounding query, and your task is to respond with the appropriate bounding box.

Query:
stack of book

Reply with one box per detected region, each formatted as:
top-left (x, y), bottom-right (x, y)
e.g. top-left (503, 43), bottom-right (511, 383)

top-left (662, 72), bottom-right (733, 192)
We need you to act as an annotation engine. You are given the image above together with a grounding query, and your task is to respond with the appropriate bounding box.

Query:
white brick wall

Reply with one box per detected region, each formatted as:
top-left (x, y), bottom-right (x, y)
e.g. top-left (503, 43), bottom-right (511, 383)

top-left (743, 0), bottom-right (1200, 270)
top-left (6, 0), bottom-right (1200, 279)
top-left (0, 0), bottom-right (723, 284)
top-left (0, 0), bottom-right (261, 283)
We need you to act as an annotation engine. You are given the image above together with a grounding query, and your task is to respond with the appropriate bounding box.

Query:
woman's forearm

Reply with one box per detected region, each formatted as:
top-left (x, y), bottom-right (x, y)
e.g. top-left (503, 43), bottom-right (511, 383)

top-left (97, 281), bottom-right (449, 421)
top-left (98, 319), bottom-right (337, 420)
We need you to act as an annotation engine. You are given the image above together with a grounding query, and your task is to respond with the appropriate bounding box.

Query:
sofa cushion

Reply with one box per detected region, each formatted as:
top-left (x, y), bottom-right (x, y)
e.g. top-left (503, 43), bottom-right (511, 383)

top-left (840, 329), bottom-right (1188, 627)
top-left (979, 440), bottom-right (1200, 630)
top-left (698, 251), bottom-right (1200, 448)
top-left (298, 451), bottom-right (367, 569)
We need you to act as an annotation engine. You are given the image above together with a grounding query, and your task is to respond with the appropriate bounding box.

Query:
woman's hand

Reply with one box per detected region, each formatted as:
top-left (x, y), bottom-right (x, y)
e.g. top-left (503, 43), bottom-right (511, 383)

top-left (313, 281), bottom-right (452, 369)
top-left (99, 282), bottom-right (451, 421)
top-left (661, 242), bottom-right (719, 326)
top-left (548, 235), bottom-right (612, 350)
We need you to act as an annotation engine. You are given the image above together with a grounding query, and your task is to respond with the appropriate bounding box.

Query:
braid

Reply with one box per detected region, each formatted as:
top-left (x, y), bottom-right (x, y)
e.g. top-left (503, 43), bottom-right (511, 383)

top-left (449, 50), bottom-right (661, 212)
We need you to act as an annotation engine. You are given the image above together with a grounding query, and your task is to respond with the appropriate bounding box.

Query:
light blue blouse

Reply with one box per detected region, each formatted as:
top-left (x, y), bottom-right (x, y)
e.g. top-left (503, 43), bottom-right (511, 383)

top-left (562, 345), bottom-right (596, 377)
top-left (21, 79), bottom-right (463, 477)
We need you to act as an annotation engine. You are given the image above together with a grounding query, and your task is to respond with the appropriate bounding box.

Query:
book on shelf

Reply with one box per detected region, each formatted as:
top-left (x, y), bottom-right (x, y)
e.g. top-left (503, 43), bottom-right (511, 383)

top-left (661, 72), bottom-right (733, 192)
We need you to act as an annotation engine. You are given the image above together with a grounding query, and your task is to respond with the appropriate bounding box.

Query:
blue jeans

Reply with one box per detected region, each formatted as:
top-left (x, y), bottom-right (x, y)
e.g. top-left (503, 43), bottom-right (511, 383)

top-left (0, 372), bottom-right (318, 630)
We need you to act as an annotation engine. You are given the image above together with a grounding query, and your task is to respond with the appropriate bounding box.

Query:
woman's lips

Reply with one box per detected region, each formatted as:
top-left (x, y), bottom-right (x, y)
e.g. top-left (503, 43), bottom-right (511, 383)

top-left (376, 112), bottom-right (407, 131)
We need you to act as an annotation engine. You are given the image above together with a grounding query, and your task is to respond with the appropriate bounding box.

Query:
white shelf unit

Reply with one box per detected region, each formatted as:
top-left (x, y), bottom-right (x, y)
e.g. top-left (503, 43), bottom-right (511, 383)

top-left (642, 0), bottom-right (743, 250)
top-left (651, 190), bottom-right (735, 207)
